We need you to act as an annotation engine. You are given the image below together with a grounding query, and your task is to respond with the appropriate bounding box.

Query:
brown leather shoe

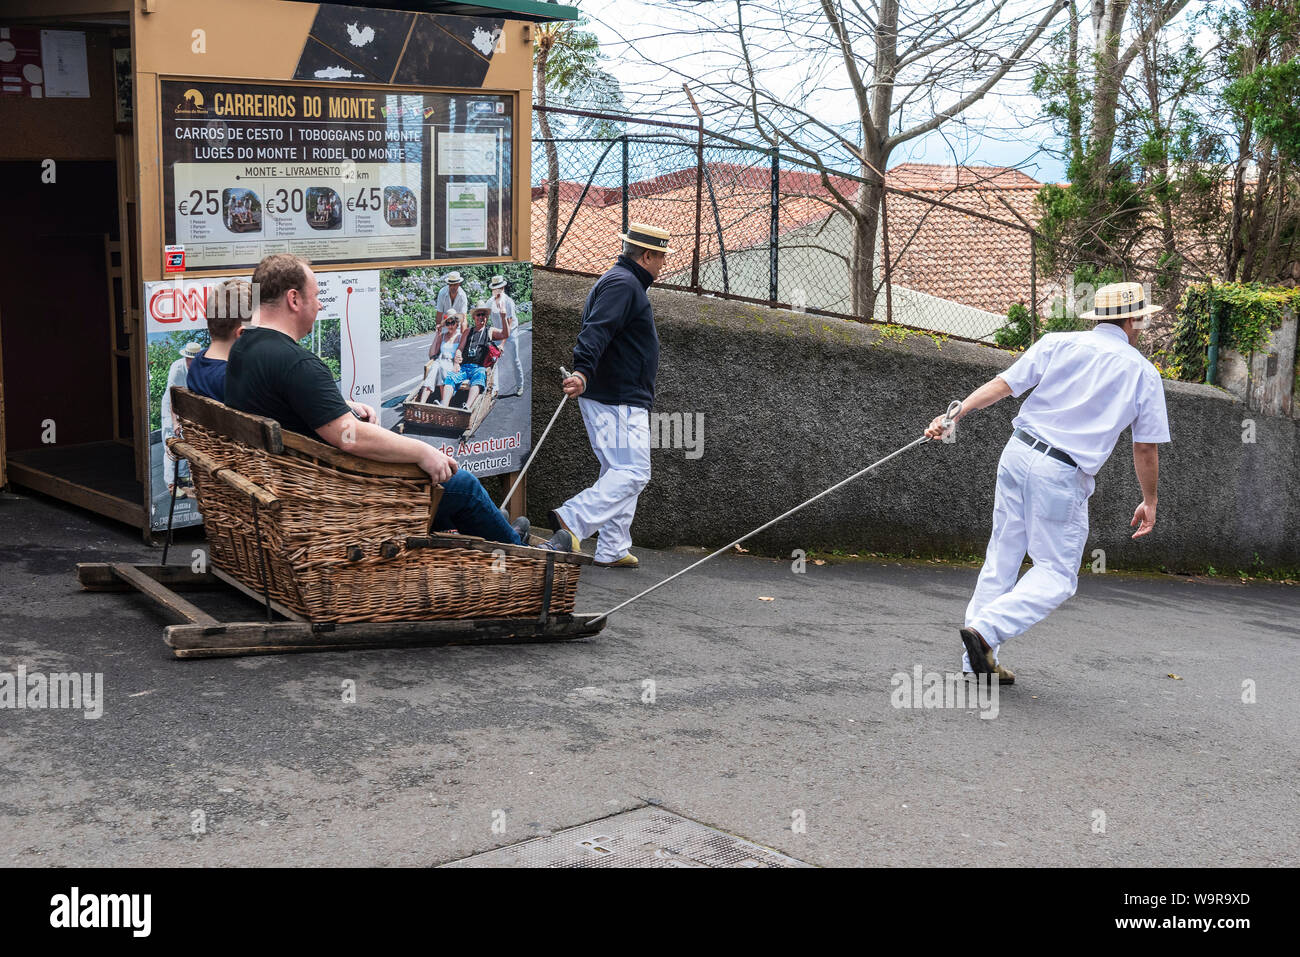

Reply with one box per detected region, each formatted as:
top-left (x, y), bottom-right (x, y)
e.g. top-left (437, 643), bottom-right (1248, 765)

top-left (960, 627), bottom-right (995, 676)
top-left (964, 665), bottom-right (1015, 685)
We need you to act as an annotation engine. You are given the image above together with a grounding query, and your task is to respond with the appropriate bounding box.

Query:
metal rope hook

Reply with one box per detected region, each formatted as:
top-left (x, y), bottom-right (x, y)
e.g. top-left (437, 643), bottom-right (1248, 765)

top-left (499, 367), bottom-right (574, 511)
top-left (588, 398), bottom-right (964, 626)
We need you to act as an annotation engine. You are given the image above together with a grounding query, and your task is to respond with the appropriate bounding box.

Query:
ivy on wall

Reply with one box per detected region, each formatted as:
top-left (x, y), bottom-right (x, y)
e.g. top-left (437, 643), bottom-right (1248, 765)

top-left (1167, 282), bottom-right (1299, 383)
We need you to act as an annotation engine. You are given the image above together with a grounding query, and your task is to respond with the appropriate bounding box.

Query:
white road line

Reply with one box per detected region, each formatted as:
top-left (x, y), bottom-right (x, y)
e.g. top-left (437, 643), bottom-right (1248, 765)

top-left (383, 374), bottom-right (423, 399)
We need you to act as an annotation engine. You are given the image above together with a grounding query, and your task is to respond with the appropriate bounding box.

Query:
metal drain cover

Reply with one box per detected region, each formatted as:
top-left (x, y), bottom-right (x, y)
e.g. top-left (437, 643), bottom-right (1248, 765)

top-left (440, 807), bottom-right (812, 868)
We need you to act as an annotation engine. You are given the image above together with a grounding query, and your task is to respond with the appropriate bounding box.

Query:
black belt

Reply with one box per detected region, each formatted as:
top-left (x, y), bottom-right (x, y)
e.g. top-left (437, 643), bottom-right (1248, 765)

top-left (1013, 428), bottom-right (1078, 468)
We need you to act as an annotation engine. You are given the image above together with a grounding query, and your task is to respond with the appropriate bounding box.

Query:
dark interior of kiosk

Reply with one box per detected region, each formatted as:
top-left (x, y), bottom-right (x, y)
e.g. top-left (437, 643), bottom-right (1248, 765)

top-left (1, 17), bottom-right (142, 525)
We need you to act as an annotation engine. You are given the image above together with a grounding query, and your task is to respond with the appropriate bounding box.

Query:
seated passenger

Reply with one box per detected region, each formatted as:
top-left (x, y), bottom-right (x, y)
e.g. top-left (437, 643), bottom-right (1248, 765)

top-left (441, 301), bottom-right (505, 408)
top-left (413, 312), bottom-right (464, 405)
top-left (225, 254), bottom-right (571, 551)
top-left (187, 278), bottom-right (251, 403)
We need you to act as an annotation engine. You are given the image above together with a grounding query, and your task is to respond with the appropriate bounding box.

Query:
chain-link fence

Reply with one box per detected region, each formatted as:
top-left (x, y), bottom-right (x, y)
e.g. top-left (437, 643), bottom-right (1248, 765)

top-left (533, 105), bottom-right (1055, 347)
top-left (532, 105), bottom-right (1223, 358)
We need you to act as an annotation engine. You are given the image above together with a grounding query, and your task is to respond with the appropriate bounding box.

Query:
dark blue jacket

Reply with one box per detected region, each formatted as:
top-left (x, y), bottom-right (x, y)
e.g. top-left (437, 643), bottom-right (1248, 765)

top-left (571, 254), bottom-right (659, 410)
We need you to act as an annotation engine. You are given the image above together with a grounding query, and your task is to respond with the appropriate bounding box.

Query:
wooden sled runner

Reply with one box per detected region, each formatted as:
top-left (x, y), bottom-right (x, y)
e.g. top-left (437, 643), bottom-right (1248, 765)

top-left (395, 360), bottom-right (496, 440)
top-left (76, 388), bottom-right (601, 659)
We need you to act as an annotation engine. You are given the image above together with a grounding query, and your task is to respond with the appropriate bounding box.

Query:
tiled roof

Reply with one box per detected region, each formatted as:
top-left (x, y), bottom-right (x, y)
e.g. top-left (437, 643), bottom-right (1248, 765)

top-left (533, 162), bottom-right (1049, 315)
top-left (884, 186), bottom-right (1046, 314)
top-left (886, 163), bottom-right (1042, 191)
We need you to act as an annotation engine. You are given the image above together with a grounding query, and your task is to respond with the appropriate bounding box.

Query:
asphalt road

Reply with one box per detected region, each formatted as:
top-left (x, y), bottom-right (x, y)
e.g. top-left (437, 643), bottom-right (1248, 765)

top-left (1, 489), bottom-right (1297, 867)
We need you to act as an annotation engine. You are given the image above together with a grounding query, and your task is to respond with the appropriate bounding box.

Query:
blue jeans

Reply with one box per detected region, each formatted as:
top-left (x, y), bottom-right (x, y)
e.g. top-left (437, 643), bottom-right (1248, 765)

top-left (432, 469), bottom-right (522, 545)
top-left (444, 364), bottom-right (487, 389)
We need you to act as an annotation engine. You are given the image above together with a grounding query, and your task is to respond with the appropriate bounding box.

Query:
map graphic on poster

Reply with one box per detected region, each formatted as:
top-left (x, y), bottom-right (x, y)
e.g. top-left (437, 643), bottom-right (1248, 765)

top-left (160, 80), bottom-right (513, 271)
top-left (143, 271), bottom-right (380, 531)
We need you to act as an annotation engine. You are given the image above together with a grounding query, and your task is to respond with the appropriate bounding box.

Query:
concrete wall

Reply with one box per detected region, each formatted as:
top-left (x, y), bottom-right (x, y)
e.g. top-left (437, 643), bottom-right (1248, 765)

top-left (528, 269), bottom-right (1300, 572)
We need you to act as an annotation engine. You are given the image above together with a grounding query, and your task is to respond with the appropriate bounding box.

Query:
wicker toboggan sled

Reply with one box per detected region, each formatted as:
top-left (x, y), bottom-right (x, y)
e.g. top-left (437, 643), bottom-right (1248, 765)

top-left (76, 388), bottom-right (602, 658)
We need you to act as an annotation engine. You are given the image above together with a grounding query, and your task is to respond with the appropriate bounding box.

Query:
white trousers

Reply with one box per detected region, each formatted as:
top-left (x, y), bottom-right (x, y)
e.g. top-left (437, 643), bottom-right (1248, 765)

top-left (962, 436), bottom-right (1093, 669)
top-left (421, 357), bottom-right (456, 392)
top-left (556, 397), bottom-right (651, 563)
top-left (499, 337), bottom-right (525, 394)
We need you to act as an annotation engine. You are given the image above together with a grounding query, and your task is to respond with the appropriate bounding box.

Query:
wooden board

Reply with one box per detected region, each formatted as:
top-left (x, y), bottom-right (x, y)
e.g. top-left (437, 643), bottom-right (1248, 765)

top-left (172, 388), bottom-right (283, 453)
top-left (78, 562), bottom-right (604, 660)
top-left (407, 533), bottom-right (593, 566)
top-left (109, 563), bottom-right (220, 626)
top-left (7, 459), bottom-right (145, 527)
top-left (78, 562), bottom-right (221, 592)
top-left (278, 429), bottom-right (428, 479)
top-left (165, 614), bottom-right (606, 659)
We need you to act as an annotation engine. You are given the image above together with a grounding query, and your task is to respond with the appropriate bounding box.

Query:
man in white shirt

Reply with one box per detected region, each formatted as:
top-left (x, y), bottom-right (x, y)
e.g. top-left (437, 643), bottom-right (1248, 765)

top-left (489, 274), bottom-right (525, 397)
top-left (435, 272), bottom-right (468, 324)
top-left (160, 341), bottom-right (202, 496)
top-left (924, 282), bottom-right (1172, 684)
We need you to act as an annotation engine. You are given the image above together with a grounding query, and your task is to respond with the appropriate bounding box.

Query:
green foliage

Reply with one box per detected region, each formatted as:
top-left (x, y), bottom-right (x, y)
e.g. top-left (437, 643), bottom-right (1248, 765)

top-left (1221, 2), bottom-right (1300, 166)
top-left (533, 16), bottom-right (624, 136)
top-left (994, 303), bottom-right (1033, 350)
top-left (994, 264), bottom-right (1111, 350)
top-left (1034, 157), bottom-right (1147, 278)
top-left (147, 330), bottom-right (208, 433)
top-left (380, 263), bottom-right (533, 342)
top-left (872, 323), bottom-right (947, 351)
top-left (1169, 281), bottom-right (1300, 382)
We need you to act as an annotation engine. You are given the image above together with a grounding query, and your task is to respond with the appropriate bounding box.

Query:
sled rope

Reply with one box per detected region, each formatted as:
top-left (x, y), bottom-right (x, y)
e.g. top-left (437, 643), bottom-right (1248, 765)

top-left (499, 367), bottom-right (573, 511)
top-left (589, 400), bottom-right (963, 626)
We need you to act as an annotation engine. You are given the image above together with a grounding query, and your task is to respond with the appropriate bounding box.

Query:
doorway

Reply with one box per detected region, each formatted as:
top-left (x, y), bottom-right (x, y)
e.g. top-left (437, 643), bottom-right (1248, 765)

top-left (0, 20), bottom-right (144, 527)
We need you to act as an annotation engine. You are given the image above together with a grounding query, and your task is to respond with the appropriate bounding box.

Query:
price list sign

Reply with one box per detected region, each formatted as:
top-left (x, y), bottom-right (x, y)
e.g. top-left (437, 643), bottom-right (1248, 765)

top-left (161, 80), bottom-right (512, 271)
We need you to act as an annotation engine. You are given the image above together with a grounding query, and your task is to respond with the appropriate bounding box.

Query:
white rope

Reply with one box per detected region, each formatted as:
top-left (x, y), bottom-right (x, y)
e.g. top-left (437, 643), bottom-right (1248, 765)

top-left (588, 400), bottom-right (962, 626)
top-left (499, 367), bottom-right (572, 511)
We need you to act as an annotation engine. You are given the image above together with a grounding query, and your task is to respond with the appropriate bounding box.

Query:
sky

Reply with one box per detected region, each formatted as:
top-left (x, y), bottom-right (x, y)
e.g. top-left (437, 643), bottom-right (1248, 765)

top-left (565, 0), bottom-right (1211, 186)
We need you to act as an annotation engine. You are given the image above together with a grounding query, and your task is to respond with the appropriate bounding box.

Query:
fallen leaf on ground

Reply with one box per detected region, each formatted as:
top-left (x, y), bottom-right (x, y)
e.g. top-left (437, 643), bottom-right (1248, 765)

top-left (1167, 673), bottom-right (1183, 680)
top-left (758, 596), bottom-right (775, 601)
top-left (734, 545), bottom-right (749, 553)
top-left (812, 559), bottom-right (826, 566)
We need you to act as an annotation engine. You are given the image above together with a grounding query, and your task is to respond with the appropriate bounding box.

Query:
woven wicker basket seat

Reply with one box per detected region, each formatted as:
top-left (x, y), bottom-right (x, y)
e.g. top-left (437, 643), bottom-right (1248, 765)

top-left (167, 387), bottom-right (588, 624)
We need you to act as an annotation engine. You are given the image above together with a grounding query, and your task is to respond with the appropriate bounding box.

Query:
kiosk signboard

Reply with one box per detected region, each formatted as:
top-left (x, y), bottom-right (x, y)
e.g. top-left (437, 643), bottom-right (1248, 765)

top-left (160, 80), bottom-right (513, 271)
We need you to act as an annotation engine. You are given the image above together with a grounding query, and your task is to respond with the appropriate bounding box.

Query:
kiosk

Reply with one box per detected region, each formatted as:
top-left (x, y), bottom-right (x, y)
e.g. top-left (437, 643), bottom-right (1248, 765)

top-left (0, 0), bottom-right (575, 538)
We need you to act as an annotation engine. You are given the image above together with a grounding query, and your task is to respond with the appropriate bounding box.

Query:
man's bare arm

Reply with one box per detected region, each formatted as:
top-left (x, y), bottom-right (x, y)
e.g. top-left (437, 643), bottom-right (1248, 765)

top-left (316, 414), bottom-right (456, 482)
top-left (924, 376), bottom-right (1014, 438)
top-left (1130, 442), bottom-right (1159, 539)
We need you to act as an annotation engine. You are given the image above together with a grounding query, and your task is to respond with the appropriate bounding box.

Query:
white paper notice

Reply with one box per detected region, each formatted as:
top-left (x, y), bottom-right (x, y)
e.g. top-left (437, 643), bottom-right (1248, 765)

top-left (437, 132), bottom-right (498, 176)
top-left (40, 30), bottom-right (88, 98)
top-left (446, 183), bottom-right (487, 250)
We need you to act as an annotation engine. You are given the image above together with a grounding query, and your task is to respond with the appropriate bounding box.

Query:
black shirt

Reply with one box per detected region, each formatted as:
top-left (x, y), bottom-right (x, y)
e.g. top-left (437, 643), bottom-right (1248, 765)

top-left (461, 323), bottom-right (494, 367)
top-left (224, 327), bottom-right (351, 437)
top-left (571, 254), bottom-right (659, 410)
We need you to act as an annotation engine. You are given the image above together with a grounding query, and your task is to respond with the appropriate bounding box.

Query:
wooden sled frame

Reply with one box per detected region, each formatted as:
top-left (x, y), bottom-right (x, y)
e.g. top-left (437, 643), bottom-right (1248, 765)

top-left (81, 389), bottom-right (603, 659)
top-left (396, 360), bottom-right (497, 439)
top-left (75, 562), bottom-right (605, 660)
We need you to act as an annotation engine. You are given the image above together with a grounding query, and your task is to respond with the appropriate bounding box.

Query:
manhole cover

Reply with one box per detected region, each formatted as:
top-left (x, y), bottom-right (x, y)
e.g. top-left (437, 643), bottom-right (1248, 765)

top-left (440, 807), bottom-right (812, 868)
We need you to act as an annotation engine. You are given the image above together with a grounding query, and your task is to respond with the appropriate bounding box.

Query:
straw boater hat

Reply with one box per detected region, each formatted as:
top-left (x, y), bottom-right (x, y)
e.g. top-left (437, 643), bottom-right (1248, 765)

top-left (1078, 282), bottom-right (1163, 321)
top-left (180, 341), bottom-right (202, 359)
top-left (620, 222), bottom-right (676, 254)
top-left (489, 275), bottom-right (507, 290)
top-left (471, 300), bottom-right (491, 317)
top-left (444, 271), bottom-right (463, 284)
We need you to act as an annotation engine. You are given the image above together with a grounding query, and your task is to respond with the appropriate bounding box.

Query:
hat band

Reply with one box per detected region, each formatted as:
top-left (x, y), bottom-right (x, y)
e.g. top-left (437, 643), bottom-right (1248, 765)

top-left (1094, 299), bottom-right (1147, 316)
top-left (626, 229), bottom-right (670, 250)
